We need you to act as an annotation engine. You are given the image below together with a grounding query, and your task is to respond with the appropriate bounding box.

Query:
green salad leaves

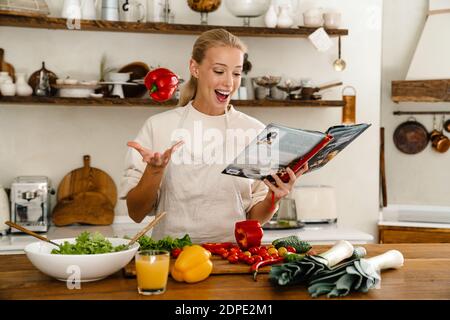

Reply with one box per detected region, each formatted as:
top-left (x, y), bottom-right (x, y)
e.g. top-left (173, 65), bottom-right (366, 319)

top-left (137, 234), bottom-right (192, 251)
top-left (51, 231), bottom-right (128, 255)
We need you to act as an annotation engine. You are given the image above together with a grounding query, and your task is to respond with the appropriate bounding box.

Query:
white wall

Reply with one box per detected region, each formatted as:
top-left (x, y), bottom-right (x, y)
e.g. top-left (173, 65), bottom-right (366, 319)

top-left (0, 0), bottom-right (382, 238)
top-left (381, 0), bottom-right (450, 206)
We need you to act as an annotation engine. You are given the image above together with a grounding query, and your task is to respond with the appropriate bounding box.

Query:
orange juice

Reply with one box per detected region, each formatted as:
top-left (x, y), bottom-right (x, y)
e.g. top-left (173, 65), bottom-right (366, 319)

top-left (135, 250), bottom-right (170, 295)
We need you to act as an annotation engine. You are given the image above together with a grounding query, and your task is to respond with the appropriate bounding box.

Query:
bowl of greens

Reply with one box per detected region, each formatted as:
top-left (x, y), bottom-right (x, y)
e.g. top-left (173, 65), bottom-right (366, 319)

top-left (24, 231), bottom-right (139, 282)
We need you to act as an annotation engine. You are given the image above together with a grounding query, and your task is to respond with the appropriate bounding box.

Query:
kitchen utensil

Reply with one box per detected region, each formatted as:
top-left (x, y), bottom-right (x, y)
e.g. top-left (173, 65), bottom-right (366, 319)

top-left (445, 117), bottom-right (450, 133)
top-left (380, 127), bottom-right (387, 207)
top-left (5, 221), bottom-right (60, 248)
top-left (277, 5), bottom-right (293, 28)
top-left (0, 0), bottom-right (50, 17)
top-left (293, 185), bottom-right (338, 224)
top-left (303, 8), bottom-right (323, 27)
top-left (15, 73), bottom-right (33, 96)
top-left (0, 48), bottom-right (15, 82)
top-left (61, 0), bottom-right (81, 19)
top-left (56, 155), bottom-right (117, 207)
top-left (10, 176), bottom-right (53, 233)
top-left (120, 0), bottom-right (145, 21)
top-left (102, 0), bottom-right (119, 21)
top-left (323, 11), bottom-right (341, 29)
top-left (262, 197), bottom-right (305, 230)
top-left (393, 117), bottom-right (429, 154)
top-left (53, 83), bottom-right (101, 98)
top-left (28, 62), bottom-right (58, 96)
top-left (81, 0), bottom-right (98, 20)
top-left (118, 62), bottom-right (149, 97)
top-left (333, 36), bottom-right (346, 71)
top-left (254, 76), bottom-right (281, 99)
top-left (127, 211), bottom-right (167, 246)
top-left (25, 237), bottom-right (139, 282)
top-left (0, 186), bottom-right (10, 235)
top-left (187, 0), bottom-right (221, 25)
top-left (431, 115), bottom-right (450, 153)
top-left (225, 0), bottom-right (270, 27)
top-left (342, 85), bottom-right (356, 124)
top-left (300, 81), bottom-right (343, 100)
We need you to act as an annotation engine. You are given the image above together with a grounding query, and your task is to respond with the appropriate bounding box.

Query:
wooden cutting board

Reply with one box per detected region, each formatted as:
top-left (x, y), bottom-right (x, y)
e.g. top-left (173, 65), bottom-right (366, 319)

top-left (123, 255), bottom-right (275, 278)
top-left (52, 155), bottom-right (117, 226)
top-left (57, 155), bottom-right (117, 206)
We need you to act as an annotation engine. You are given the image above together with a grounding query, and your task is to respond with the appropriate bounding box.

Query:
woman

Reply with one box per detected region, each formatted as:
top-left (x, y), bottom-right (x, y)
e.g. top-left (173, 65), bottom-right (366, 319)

top-left (119, 29), bottom-right (308, 243)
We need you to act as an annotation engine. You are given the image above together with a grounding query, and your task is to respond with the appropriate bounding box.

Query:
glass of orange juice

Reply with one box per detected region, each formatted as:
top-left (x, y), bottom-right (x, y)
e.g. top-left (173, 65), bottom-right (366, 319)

top-left (135, 250), bottom-right (170, 295)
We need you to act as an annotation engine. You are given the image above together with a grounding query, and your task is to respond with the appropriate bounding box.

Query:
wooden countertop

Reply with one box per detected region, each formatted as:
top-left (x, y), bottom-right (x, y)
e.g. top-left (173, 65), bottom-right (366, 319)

top-left (0, 244), bottom-right (449, 300)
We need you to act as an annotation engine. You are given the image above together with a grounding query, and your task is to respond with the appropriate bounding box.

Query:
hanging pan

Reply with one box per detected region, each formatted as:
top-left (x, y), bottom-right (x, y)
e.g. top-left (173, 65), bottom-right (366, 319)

top-left (393, 117), bottom-right (429, 154)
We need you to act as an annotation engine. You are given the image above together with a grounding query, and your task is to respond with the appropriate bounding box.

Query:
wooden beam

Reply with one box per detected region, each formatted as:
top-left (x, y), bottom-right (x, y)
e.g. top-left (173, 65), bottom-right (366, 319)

top-left (392, 79), bottom-right (450, 103)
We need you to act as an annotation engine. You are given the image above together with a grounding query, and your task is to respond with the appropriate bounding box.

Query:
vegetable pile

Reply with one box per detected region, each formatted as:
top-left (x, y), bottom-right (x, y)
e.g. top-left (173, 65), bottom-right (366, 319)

top-left (202, 235), bottom-right (313, 281)
top-left (137, 234), bottom-right (192, 258)
top-left (51, 231), bottom-right (128, 255)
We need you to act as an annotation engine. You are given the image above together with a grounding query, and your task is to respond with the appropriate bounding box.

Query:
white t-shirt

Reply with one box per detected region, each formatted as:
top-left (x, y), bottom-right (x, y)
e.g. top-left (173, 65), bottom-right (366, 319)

top-left (119, 102), bottom-right (269, 242)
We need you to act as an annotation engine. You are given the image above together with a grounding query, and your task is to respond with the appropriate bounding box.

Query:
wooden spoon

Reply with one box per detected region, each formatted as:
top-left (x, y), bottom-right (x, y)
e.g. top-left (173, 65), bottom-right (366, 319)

top-left (5, 221), bottom-right (60, 248)
top-left (127, 211), bottom-right (167, 246)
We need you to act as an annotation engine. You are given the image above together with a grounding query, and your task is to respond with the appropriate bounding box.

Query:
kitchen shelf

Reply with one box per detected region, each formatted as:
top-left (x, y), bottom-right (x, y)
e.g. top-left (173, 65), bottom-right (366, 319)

top-left (0, 96), bottom-right (345, 108)
top-left (0, 14), bottom-right (349, 38)
top-left (392, 79), bottom-right (450, 103)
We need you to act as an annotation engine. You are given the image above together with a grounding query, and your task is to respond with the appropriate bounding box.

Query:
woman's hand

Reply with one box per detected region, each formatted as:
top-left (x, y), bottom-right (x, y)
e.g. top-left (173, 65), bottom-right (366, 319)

top-left (127, 140), bottom-right (184, 169)
top-left (263, 163), bottom-right (309, 201)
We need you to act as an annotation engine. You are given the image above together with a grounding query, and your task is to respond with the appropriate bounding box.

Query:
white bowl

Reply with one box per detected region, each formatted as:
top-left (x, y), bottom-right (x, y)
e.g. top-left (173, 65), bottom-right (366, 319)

top-left (59, 87), bottom-right (95, 98)
top-left (24, 238), bottom-right (139, 282)
top-left (108, 72), bottom-right (130, 82)
top-left (225, 0), bottom-right (271, 18)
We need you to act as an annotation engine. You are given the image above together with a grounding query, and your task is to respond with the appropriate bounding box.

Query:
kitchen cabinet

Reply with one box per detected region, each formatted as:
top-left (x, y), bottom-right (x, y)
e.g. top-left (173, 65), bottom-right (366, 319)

top-left (0, 13), bottom-right (350, 110)
top-left (378, 225), bottom-right (450, 243)
top-left (1, 243), bottom-right (448, 299)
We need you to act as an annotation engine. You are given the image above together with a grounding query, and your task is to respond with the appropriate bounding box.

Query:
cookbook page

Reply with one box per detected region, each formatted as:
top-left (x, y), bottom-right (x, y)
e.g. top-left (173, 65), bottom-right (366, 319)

top-left (306, 123), bottom-right (371, 173)
top-left (222, 123), bottom-right (326, 180)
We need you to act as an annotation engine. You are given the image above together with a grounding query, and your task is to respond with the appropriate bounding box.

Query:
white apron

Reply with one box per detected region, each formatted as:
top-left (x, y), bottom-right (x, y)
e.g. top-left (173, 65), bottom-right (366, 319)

top-left (151, 103), bottom-right (248, 243)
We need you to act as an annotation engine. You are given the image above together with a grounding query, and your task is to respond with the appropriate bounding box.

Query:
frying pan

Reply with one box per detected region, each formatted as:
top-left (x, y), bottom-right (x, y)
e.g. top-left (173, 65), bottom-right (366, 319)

top-left (393, 117), bottom-right (429, 154)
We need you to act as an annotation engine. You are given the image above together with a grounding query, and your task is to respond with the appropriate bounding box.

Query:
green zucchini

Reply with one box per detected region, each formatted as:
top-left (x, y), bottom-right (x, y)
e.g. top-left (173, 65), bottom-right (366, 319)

top-left (272, 235), bottom-right (312, 253)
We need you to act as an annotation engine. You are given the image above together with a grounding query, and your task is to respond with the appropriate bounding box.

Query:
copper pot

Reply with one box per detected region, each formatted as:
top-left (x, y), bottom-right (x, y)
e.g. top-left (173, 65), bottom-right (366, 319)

top-left (444, 118), bottom-right (450, 133)
top-left (430, 116), bottom-right (450, 153)
top-left (393, 117), bottom-right (429, 154)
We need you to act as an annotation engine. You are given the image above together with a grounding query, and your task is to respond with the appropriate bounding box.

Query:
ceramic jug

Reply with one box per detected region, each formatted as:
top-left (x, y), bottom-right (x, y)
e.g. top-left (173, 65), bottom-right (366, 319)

top-left (62, 0), bottom-right (82, 19)
top-left (277, 5), bottom-right (293, 28)
top-left (264, 4), bottom-right (277, 28)
top-left (81, 0), bottom-right (98, 20)
top-left (15, 73), bottom-right (33, 96)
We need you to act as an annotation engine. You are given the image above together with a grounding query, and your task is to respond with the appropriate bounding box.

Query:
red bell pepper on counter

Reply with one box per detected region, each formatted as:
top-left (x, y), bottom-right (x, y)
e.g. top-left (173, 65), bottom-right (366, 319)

top-left (144, 68), bottom-right (179, 102)
top-left (234, 220), bottom-right (263, 250)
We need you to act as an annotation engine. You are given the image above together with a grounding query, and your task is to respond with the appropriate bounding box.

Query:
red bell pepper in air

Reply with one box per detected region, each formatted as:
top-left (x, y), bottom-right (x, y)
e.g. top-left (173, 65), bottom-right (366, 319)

top-left (144, 68), bottom-right (179, 102)
top-left (234, 220), bottom-right (264, 250)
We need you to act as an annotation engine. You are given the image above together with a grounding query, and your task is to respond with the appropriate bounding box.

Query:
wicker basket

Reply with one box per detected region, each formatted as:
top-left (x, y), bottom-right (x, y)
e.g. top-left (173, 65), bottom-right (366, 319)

top-left (0, 0), bottom-right (50, 17)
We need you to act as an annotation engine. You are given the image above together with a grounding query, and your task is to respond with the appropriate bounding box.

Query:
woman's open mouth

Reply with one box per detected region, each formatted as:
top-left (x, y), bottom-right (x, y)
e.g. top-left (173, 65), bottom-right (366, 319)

top-left (215, 90), bottom-right (231, 103)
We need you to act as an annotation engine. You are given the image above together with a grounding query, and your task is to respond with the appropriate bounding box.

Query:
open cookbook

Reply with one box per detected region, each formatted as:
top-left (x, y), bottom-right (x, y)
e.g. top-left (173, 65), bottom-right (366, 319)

top-left (222, 123), bottom-right (371, 182)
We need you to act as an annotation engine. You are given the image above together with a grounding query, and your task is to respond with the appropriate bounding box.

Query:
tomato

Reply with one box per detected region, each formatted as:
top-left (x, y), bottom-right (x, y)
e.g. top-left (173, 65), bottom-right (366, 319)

top-left (286, 246), bottom-right (296, 253)
top-left (261, 253), bottom-right (271, 261)
top-left (229, 247), bottom-right (241, 254)
top-left (277, 247), bottom-right (288, 257)
top-left (221, 251), bottom-right (230, 259)
top-left (228, 254), bottom-right (239, 264)
top-left (271, 252), bottom-right (279, 258)
top-left (267, 247), bottom-right (278, 255)
top-left (252, 255), bottom-right (263, 263)
top-left (171, 248), bottom-right (182, 258)
top-left (248, 247), bottom-right (260, 255)
top-left (243, 251), bottom-right (251, 257)
top-left (245, 256), bottom-right (255, 265)
top-left (258, 247), bottom-right (268, 256)
top-left (238, 253), bottom-right (247, 262)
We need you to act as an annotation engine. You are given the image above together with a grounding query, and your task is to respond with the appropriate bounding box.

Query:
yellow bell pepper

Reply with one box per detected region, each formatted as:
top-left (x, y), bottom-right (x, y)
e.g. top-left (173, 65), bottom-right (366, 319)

top-left (171, 245), bottom-right (213, 283)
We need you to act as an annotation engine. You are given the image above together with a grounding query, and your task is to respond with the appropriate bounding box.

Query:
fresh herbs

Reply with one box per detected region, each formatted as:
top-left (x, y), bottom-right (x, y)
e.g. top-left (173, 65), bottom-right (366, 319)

top-left (51, 231), bottom-right (127, 255)
top-left (137, 234), bottom-right (192, 251)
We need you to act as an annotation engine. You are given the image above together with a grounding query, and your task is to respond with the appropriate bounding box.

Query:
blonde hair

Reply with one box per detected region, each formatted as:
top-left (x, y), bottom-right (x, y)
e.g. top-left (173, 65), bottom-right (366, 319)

top-left (178, 28), bottom-right (248, 107)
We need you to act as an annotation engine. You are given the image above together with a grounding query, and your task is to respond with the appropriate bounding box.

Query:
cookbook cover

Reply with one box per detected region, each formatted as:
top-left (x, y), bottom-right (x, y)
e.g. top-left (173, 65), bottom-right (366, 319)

top-left (221, 123), bottom-right (371, 181)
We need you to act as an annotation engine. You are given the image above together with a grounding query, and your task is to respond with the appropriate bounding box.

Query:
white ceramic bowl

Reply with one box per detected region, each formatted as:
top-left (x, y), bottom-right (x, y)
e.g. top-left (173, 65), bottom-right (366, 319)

top-left (108, 72), bottom-right (130, 82)
top-left (225, 0), bottom-right (270, 18)
top-left (58, 87), bottom-right (95, 98)
top-left (24, 238), bottom-right (139, 282)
